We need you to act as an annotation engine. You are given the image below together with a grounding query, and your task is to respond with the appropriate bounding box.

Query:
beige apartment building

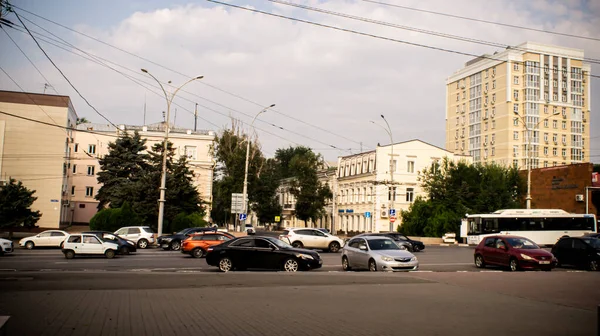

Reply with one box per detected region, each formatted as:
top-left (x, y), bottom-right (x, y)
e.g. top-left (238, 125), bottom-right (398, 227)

top-left (69, 122), bottom-right (215, 224)
top-left (445, 42), bottom-right (590, 168)
top-left (71, 122), bottom-right (215, 224)
top-left (336, 140), bottom-right (471, 233)
top-left (0, 91), bottom-right (78, 229)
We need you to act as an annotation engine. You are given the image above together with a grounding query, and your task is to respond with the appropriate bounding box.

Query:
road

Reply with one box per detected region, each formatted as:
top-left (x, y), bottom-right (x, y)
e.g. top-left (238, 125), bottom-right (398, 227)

top-left (1, 243), bottom-right (599, 335)
top-left (0, 244), bottom-right (587, 273)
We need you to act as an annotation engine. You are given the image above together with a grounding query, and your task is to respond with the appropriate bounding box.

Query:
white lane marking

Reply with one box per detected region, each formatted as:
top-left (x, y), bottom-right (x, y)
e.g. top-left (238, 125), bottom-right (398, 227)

top-left (480, 270), bottom-right (503, 272)
top-left (410, 270), bottom-right (433, 272)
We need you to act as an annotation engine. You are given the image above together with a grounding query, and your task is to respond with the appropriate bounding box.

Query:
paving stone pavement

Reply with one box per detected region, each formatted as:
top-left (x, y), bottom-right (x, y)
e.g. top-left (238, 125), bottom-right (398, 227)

top-left (0, 272), bottom-right (597, 336)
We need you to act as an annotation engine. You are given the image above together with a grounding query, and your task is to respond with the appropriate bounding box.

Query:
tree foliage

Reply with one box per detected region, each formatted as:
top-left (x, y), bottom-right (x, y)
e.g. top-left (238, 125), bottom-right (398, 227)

top-left (95, 132), bottom-right (205, 230)
top-left (0, 178), bottom-right (41, 229)
top-left (276, 146), bottom-right (332, 225)
top-left (171, 212), bottom-right (208, 233)
top-left (400, 159), bottom-right (525, 237)
top-left (89, 202), bottom-right (142, 232)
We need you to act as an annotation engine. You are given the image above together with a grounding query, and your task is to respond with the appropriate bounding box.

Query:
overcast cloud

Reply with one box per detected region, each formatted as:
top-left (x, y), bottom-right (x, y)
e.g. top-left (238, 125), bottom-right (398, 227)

top-left (1, 0), bottom-right (599, 161)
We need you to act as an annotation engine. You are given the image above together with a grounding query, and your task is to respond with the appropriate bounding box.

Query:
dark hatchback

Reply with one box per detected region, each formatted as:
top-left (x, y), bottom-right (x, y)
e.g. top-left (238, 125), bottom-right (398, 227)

top-left (158, 227), bottom-right (219, 251)
top-left (205, 236), bottom-right (322, 272)
top-left (82, 231), bottom-right (137, 254)
top-left (356, 233), bottom-right (424, 252)
top-left (551, 236), bottom-right (600, 271)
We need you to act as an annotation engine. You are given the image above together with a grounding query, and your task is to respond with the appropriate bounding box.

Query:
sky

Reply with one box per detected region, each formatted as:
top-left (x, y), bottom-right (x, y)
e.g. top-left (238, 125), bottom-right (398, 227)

top-left (1, 0), bottom-right (599, 162)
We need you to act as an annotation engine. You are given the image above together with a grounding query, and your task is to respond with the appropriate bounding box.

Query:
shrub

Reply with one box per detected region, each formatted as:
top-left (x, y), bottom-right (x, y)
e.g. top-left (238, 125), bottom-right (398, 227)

top-left (89, 202), bottom-right (142, 232)
top-left (169, 212), bottom-right (207, 233)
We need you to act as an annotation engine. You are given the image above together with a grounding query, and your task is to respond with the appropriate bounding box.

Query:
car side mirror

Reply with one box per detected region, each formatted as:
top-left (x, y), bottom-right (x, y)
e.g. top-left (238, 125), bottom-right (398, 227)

top-left (36, 235), bottom-right (40, 238)
top-left (271, 245), bottom-right (277, 251)
top-left (359, 245), bottom-right (367, 251)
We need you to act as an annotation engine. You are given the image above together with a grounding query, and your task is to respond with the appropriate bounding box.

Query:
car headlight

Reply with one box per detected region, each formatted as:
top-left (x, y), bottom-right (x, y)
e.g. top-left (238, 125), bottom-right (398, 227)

top-left (296, 253), bottom-right (314, 260)
top-left (411, 256), bottom-right (417, 262)
top-left (127, 241), bottom-right (135, 246)
top-left (520, 254), bottom-right (534, 260)
top-left (381, 256), bottom-right (394, 262)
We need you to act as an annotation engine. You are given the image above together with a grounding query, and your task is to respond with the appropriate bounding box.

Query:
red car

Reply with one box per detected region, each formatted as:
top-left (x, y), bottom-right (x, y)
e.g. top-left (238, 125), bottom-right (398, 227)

top-left (474, 235), bottom-right (557, 271)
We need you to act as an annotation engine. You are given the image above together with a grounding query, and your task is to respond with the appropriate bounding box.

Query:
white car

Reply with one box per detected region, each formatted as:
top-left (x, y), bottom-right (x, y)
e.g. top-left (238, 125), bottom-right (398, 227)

top-left (19, 230), bottom-right (69, 249)
top-left (114, 226), bottom-right (155, 249)
top-left (279, 228), bottom-right (345, 253)
top-left (62, 234), bottom-right (119, 259)
top-left (0, 238), bottom-right (14, 255)
top-left (245, 224), bottom-right (256, 235)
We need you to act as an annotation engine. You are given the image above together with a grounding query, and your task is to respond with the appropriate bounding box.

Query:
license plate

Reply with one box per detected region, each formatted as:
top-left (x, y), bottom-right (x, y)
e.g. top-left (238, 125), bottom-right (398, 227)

top-left (161, 244), bottom-right (169, 248)
top-left (539, 261), bottom-right (550, 264)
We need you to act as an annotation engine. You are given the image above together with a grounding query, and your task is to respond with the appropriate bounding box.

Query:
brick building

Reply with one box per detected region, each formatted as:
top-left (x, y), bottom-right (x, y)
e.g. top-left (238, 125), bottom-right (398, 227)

top-left (521, 163), bottom-right (596, 215)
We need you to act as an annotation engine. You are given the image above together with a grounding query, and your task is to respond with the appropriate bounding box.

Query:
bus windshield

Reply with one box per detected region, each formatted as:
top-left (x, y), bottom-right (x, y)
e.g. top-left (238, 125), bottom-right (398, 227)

top-left (505, 237), bottom-right (539, 249)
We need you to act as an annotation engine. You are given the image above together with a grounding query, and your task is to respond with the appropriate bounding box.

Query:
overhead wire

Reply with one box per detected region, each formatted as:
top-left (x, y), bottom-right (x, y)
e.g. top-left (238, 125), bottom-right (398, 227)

top-left (208, 0), bottom-right (600, 79)
top-left (360, 0), bottom-right (600, 42)
top-left (6, 2), bottom-right (364, 147)
top-left (270, 0), bottom-right (600, 65)
top-left (5, 20), bottom-right (350, 152)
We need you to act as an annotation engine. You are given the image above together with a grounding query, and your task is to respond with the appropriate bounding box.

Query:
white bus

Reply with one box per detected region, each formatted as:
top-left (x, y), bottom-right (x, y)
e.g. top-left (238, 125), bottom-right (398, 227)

top-left (461, 209), bottom-right (597, 246)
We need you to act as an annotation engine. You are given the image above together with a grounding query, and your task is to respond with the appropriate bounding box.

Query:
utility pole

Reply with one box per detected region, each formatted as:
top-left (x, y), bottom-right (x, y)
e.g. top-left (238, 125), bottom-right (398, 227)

top-left (194, 103), bottom-right (198, 132)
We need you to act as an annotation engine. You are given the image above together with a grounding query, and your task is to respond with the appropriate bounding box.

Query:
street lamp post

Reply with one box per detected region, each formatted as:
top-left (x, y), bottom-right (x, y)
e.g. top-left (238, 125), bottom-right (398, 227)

top-left (371, 115), bottom-right (394, 232)
top-left (241, 104), bottom-right (276, 231)
top-left (141, 69), bottom-right (203, 237)
top-left (514, 110), bottom-right (559, 209)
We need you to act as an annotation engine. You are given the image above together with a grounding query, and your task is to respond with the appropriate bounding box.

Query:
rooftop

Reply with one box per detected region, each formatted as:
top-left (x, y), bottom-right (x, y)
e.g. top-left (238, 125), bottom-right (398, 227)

top-left (77, 121), bottom-right (214, 136)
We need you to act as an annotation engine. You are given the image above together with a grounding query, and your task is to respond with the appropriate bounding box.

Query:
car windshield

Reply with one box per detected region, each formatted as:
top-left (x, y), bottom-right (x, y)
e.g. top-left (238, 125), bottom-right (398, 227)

top-left (176, 229), bottom-right (191, 235)
top-left (268, 238), bottom-right (293, 249)
top-left (583, 238), bottom-right (600, 249)
top-left (505, 237), bottom-right (539, 249)
top-left (142, 227), bottom-right (154, 233)
top-left (367, 239), bottom-right (400, 250)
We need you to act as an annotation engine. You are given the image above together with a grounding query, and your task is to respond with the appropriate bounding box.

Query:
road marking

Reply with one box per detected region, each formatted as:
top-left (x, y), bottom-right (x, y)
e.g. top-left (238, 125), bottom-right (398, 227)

top-left (410, 270), bottom-right (433, 272)
top-left (0, 269), bottom-right (17, 272)
top-left (480, 270), bottom-right (503, 272)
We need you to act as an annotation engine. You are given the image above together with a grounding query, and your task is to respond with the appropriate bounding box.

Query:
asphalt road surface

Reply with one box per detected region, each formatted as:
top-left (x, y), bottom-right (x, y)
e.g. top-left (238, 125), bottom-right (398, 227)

top-left (0, 244), bottom-right (589, 273)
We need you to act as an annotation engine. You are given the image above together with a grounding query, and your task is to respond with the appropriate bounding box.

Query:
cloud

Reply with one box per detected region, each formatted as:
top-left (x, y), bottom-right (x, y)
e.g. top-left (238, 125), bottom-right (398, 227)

top-left (1, 0), bottom-right (599, 161)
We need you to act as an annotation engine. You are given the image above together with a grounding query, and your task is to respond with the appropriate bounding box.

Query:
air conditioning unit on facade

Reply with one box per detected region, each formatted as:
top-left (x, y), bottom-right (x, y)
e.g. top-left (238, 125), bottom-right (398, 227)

top-left (380, 209), bottom-right (388, 218)
top-left (575, 194), bottom-right (584, 202)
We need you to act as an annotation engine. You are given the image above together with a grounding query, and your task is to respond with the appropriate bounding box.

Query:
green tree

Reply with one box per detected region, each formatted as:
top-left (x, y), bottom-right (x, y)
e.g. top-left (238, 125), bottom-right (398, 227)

top-left (76, 117), bottom-right (90, 125)
top-left (132, 141), bottom-right (205, 231)
top-left (210, 125), bottom-right (266, 225)
top-left (96, 131), bottom-right (149, 209)
top-left (251, 158), bottom-right (282, 225)
top-left (171, 212), bottom-right (208, 233)
top-left (276, 146), bottom-right (332, 225)
top-left (0, 178), bottom-right (41, 230)
top-left (401, 159), bottom-right (525, 237)
top-left (89, 201), bottom-right (142, 232)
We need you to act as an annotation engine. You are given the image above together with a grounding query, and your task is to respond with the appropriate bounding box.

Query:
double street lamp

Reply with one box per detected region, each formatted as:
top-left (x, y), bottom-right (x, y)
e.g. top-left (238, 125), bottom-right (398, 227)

top-left (371, 114), bottom-right (394, 232)
top-left (241, 104), bottom-right (276, 230)
top-left (141, 69), bottom-right (203, 237)
top-left (514, 109), bottom-right (560, 209)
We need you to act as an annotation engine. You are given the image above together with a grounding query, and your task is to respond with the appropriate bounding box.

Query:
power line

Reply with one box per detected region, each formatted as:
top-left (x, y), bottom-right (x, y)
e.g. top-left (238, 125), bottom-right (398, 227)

top-left (5, 22), bottom-right (349, 152)
top-left (270, 0), bottom-right (600, 65)
top-left (8, 8), bottom-right (118, 128)
top-left (360, 0), bottom-right (600, 42)
top-left (1, 26), bottom-right (56, 83)
top-left (6, 2), bottom-right (364, 147)
top-left (206, 0), bottom-right (600, 80)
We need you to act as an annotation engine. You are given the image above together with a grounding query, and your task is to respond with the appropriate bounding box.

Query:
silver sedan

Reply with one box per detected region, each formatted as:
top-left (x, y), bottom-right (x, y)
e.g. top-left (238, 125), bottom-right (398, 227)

top-left (341, 236), bottom-right (418, 272)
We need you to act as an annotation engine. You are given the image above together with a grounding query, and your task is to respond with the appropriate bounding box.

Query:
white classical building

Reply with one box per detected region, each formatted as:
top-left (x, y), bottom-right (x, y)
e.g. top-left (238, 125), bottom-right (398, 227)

top-left (335, 140), bottom-right (472, 233)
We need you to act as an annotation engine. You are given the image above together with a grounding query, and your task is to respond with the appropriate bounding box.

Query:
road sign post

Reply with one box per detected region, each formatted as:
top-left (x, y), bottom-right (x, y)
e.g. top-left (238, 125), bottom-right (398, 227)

top-left (389, 209), bottom-right (396, 217)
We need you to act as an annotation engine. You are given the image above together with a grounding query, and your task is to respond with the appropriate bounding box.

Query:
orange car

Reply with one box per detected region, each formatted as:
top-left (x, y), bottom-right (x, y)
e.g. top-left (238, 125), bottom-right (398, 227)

top-left (181, 232), bottom-right (235, 258)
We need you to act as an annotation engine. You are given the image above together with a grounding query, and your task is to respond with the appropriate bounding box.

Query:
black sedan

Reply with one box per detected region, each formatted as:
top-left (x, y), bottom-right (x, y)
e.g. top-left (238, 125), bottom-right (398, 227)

top-left (205, 236), bottom-right (322, 272)
top-left (157, 227), bottom-right (218, 251)
top-left (551, 236), bottom-right (600, 271)
top-left (81, 231), bottom-right (137, 255)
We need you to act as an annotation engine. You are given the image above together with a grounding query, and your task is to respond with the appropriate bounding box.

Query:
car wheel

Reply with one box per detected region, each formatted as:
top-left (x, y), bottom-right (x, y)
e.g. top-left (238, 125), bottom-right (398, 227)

top-left (509, 258), bottom-right (520, 272)
top-left (413, 245), bottom-right (421, 252)
top-left (368, 259), bottom-right (377, 272)
top-left (120, 246), bottom-right (130, 255)
top-left (64, 250), bottom-right (75, 259)
top-left (105, 250), bottom-right (115, 259)
top-left (25, 241), bottom-right (34, 250)
top-left (474, 254), bottom-right (486, 268)
top-left (218, 257), bottom-right (233, 272)
top-left (191, 248), bottom-right (205, 258)
top-left (328, 241), bottom-right (341, 253)
top-left (137, 239), bottom-right (149, 249)
top-left (291, 241), bottom-right (303, 248)
top-left (342, 256), bottom-right (351, 271)
top-left (283, 258), bottom-right (300, 272)
top-left (589, 260), bottom-right (598, 271)
top-left (170, 241), bottom-right (181, 251)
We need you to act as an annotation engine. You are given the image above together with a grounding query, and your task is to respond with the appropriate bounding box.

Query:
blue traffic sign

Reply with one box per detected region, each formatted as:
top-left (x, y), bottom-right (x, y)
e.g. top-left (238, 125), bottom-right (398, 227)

top-left (239, 213), bottom-right (247, 221)
top-left (389, 209), bottom-right (396, 216)
top-left (364, 212), bottom-right (371, 218)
